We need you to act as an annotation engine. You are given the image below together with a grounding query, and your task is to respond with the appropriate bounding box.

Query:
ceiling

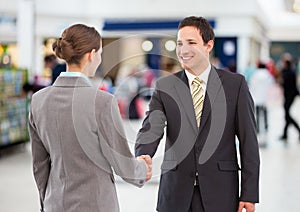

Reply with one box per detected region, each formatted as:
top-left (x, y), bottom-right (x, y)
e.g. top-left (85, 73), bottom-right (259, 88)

top-left (257, 0), bottom-right (300, 40)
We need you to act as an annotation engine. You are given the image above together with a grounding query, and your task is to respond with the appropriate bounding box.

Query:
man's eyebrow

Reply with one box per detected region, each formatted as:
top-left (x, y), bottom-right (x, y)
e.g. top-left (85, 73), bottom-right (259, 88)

top-left (186, 38), bottom-right (196, 41)
top-left (177, 38), bottom-right (196, 42)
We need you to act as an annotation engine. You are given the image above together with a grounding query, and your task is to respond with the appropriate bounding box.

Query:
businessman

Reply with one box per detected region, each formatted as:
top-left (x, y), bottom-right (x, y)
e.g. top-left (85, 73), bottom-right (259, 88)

top-left (135, 16), bottom-right (260, 212)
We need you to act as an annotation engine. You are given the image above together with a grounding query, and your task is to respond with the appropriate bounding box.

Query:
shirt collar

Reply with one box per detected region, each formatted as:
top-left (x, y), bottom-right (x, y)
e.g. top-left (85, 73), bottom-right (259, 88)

top-left (185, 63), bottom-right (211, 88)
top-left (60, 71), bottom-right (90, 82)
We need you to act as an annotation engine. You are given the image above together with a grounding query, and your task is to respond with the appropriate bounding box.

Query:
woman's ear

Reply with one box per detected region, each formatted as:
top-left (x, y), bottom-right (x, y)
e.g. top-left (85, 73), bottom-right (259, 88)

top-left (88, 49), bottom-right (96, 61)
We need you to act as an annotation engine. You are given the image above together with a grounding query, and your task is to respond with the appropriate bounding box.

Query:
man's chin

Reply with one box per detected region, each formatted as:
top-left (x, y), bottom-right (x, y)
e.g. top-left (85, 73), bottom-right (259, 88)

top-left (182, 64), bottom-right (193, 72)
top-left (181, 63), bottom-right (190, 70)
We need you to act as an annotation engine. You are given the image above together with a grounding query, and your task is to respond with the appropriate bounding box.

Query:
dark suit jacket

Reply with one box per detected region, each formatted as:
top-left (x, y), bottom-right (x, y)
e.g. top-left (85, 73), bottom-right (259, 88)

top-left (135, 66), bottom-right (260, 212)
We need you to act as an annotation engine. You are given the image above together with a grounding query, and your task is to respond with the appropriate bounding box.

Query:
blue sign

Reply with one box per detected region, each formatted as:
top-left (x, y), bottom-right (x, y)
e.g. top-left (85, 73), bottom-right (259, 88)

top-left (103, 19), bottom-right (215, 31)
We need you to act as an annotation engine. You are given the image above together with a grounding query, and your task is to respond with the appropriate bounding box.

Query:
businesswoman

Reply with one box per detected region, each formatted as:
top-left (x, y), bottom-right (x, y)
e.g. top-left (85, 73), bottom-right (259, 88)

top-left (28, 23), bottom-right (151, 212)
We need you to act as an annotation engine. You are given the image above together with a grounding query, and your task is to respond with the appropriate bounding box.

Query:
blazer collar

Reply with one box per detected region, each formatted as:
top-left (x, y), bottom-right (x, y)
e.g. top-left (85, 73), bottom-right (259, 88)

top-left (53, 76), bottom-right (93, 87)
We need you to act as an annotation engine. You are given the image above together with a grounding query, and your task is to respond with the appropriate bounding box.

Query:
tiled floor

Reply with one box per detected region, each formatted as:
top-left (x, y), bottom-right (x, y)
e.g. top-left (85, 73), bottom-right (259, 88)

top-left (1, 84), bottom-right (300, 212)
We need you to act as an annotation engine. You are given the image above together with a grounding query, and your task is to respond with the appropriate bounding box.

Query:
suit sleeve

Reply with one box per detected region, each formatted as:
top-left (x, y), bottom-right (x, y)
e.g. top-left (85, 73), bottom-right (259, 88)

top-left (235, 76), bottom-right (260, 203)
top-left (28, 107), bottom-right (50, 211)
top-left (97, 96), bottom-right (147, 187)
top-left (135, 80), bottom-right (167, 157)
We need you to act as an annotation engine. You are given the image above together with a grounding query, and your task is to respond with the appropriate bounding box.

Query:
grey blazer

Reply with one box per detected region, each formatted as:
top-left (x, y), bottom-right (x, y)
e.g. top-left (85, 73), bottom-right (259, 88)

top-left (29, 76), bottom-right (146, 212)
top-left (135, 66), bottom-right (260, 212)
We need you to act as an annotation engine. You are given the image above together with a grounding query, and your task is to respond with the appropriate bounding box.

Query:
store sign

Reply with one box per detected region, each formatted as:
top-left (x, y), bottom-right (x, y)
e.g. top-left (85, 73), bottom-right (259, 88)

top-left (0, 15), bottom-right (17, 30)
top-left (0, 15), bottom-right (17, 42)
top-left (103, 19), bottom-right (215, 31)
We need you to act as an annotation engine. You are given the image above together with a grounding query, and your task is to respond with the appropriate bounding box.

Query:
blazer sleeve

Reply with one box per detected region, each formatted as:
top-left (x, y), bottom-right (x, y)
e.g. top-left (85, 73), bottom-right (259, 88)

top-left (28, 107), bottom-right (50, 211)
top-left (235, 76), bottom-right (260, 203)
top-left (135, 80), bottom-right (167, 157)
top-left (97, 96), bottom-right (147, 187)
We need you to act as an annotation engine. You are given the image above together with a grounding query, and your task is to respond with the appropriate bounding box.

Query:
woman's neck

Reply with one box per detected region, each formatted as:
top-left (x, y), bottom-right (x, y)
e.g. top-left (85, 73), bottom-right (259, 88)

top-left (66, 64), bottom-right (83, 73)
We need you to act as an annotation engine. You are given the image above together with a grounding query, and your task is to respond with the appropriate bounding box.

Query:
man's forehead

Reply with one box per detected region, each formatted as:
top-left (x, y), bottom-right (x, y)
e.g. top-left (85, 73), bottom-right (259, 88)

top-left (177, 28), bottom-right (201, 41)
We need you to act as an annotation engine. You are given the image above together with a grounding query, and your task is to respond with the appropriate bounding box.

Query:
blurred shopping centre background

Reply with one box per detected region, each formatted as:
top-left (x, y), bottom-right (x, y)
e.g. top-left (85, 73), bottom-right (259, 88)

top-left (1, 0), bottom-right (300, 79)
top-left (1, 0), bottom-right (300, 146)
top-left (1, 0), bottom-right (300, 211)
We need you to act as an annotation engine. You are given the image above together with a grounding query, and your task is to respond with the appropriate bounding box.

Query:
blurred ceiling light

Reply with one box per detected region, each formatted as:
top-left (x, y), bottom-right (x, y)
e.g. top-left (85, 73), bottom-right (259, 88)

top-left (165, 40), bottom-right (176, 51)
top-left (293, 0), bottom-right (300, 13)
top-left (223, 41), bottom-right (235, 56)
top-left (142, 40), bottom-right (153, 52)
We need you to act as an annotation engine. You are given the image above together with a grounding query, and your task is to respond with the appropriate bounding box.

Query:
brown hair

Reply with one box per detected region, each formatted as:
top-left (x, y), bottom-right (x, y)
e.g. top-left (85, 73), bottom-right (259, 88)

top-left (52, 24), bottom-right (101, 65)
top-left (178, 16), bottom-right (215, 44)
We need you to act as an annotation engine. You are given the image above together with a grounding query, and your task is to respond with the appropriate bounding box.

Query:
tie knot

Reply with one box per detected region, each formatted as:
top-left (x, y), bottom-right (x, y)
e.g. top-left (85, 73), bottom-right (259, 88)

top-left (192, 77), bottom-right (202, 87)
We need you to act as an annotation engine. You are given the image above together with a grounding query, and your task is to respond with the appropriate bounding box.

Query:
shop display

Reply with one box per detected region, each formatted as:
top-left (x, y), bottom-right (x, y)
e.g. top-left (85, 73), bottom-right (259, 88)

top-left (0, 68), bottom-right (29, 148)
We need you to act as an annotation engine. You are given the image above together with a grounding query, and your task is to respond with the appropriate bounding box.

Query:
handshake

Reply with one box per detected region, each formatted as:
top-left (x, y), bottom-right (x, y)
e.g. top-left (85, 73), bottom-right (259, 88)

top-left (136, 155), bottom-right (152, 182)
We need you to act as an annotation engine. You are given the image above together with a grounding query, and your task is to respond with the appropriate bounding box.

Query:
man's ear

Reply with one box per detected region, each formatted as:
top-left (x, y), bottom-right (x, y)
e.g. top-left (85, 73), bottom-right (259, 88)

top-left (206, 40), bottom-right (214, 53)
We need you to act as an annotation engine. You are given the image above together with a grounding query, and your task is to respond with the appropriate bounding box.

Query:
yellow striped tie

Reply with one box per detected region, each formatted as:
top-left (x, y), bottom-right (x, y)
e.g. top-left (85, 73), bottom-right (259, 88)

top-left (192, 77), bottom-right (204, 127)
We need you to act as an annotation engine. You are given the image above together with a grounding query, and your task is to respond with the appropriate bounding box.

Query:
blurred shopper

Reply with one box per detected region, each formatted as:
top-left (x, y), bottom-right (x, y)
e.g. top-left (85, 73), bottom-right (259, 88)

top-left (279, 59), bottom-right (300, 141)
top-left (276, 52), bottom-right (292, 73)
top-left (114, 66), bottom-right (140, 119)
top-left (160, 58), bottom-right (180, 76)
top-left (44, 54), bottom-right (66, 84)
top-left (249, 61), bottom-right (274, 134)
top-left (28, 24), bottom-right (152, 212)
top-left (243, 61), bottom-right (256, 83)
top-left (265, 58), bottom-right (279, 79)
top-left (135, 16), bottom-right (260, 212)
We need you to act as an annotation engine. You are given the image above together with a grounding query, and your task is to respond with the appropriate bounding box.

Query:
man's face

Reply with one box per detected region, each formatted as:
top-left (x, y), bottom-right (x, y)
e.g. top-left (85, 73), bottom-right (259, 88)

top-left (176, 26), bottom-right (213, 75)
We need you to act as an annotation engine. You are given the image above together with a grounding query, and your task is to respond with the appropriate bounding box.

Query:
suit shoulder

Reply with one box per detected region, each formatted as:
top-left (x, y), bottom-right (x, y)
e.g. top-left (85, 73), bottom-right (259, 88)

top-left (96, 89), bottom-right (113, 98)
top-left (217, 68), bottom-right (245, 82)
top-left (31, 86), bottom-right (51, 101)
top-left (95, 89), bottom-right (115, 105)
top-left (156, 71), bottom-right (184, 85)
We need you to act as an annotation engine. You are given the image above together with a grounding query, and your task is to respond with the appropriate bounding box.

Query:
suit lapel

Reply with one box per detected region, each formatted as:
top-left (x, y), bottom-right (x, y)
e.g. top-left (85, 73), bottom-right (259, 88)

top-left (172, 68), bottom-right (223, 134)
top-left (173, 71), bottom-right (198, 134)
top-left (198, 66), bottom-right (222, 134)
